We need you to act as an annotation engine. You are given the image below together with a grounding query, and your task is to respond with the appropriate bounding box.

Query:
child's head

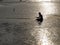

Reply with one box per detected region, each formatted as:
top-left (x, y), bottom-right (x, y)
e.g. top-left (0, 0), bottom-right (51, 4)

top-left (39, 12), bottom-right (42, 16)
top-left (39, 12), bottom-right (41, 15)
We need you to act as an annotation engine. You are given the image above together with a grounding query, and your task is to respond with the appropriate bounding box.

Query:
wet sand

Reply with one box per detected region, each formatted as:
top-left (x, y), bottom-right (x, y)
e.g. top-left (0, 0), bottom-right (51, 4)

top-left (0, 2), bottom-right (60, 45)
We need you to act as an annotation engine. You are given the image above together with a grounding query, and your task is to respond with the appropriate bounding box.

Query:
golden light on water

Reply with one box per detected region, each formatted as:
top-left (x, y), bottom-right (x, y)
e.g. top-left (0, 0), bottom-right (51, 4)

top-left (32, 17), bottom-right (59, 45)
top-left (39, 2), bottom-right (57, 19)
top-left (39, 28), bottom-right (54, 45)
top-left (31, 0), bottom-right (52, 2)
top-left (35, 28), bottom-right (54, 45)
top-left (41, 2), bottom-right (56, 15)
top-left (38, 0), bottom-right (51, 1)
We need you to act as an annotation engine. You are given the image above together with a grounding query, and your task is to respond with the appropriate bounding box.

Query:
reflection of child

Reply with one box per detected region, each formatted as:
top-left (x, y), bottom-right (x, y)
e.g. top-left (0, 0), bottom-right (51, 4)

top-left (13, 8), bottom-right (15, 12)
top-left (20, 0), bottom-right (22, 2)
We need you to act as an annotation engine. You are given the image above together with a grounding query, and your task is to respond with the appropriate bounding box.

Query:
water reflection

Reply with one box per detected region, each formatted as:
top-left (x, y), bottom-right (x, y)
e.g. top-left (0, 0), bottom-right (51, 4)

top-left (30, 1), bottom-right (60, 45)
top-left (40, 2), bottom-right (56, 15)
top-left (37, 28), bottom-right (54, 45)
top-left (0, 1), bottom-right (60, 45)
top-left (31, 23), bottom-right (59, 45)
top-left (28, 0), bottom-right (52, 2)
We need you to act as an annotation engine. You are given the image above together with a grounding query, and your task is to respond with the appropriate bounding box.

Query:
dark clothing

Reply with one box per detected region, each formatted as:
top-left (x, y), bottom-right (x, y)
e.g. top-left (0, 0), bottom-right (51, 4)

top-left (39, 14), bottom-right (43, 22)
top-left (36, 12), bottom-right (43, 22)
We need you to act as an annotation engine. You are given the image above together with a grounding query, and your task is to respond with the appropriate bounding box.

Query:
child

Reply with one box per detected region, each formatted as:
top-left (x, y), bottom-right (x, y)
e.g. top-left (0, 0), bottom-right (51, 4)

top-left (36, 12), bottom-right (43, 22)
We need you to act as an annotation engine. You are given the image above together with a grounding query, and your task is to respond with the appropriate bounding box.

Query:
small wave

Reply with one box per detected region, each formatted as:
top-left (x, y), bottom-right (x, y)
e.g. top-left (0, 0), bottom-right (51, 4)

top-left (0, 18), bottom-right (31, 19)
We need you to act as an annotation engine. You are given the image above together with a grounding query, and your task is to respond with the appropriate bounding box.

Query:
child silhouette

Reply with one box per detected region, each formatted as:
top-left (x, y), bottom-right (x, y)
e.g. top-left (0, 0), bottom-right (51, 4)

top-left (36, 12), bottom-right (43, 22)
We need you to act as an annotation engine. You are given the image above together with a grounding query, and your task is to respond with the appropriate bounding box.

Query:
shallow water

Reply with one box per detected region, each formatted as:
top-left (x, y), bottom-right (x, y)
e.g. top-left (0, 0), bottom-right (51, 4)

top-left (0, 1), bottom-right (60, 45)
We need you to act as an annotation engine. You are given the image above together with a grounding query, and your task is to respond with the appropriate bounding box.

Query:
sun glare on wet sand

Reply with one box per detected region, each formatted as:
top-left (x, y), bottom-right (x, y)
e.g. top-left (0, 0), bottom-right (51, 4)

top-left (32, 0), bottom-right (52, 1)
